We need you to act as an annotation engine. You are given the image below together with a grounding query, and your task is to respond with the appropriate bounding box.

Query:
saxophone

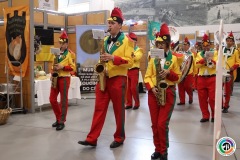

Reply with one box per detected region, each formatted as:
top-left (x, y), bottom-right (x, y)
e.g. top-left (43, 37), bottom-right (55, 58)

top-left (95, 38), bottom-right (106, 91)
top-left (51, 54), bottom-right (60, 88)
top-left (155, 58), bottom-right (169, 106)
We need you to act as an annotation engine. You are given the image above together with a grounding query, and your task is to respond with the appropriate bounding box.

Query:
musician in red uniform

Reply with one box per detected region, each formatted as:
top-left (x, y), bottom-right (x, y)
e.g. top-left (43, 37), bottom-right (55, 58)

top-left (177, 37), bottom-right (194, 105)
top-left (144, 23), bottom-right (181, 160)
top-left (78, 7), bottom-right (134, 148)
top-left (125, 32), bottom-right (143, 110)
top-left (195, 34), bottom-right (217, 123)
top-left (50, 31), bottom-right (76, 131)
top-left (222, 31), bottom-right (240, 113)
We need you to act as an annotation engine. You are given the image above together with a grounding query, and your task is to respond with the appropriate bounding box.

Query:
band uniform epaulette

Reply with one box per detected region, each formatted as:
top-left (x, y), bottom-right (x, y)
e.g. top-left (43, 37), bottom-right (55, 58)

top-left (127, 35), bottom-right (135, 48)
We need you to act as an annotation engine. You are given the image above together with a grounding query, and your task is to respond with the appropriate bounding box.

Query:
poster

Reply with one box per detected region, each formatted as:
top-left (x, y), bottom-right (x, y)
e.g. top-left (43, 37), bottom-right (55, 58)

top-left (4, 6), bottom-right (29, 77)
top-left (76, 25), bottom-right (107, 92)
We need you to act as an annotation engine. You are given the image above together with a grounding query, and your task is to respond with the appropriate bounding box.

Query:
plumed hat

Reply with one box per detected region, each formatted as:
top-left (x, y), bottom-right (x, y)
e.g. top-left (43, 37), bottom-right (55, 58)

top-left (184, 37), bottom-right (190, 45)
top-left (59, 30), bottom-right (68, 43)
top-left (202, 33), bottom-right (210, 47)
top-left (155, 23), bottom-right (171, 43)
top-left (226, 31), bottom-right (234, 42)
top-left (107, 7), bottom-right (124, 24)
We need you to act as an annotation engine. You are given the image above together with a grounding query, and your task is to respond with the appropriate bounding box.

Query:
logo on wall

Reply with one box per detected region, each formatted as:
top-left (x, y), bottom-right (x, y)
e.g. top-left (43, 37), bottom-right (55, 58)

top-left (216, 137), bottom-right (236, 156)
top-left (4, 6), bottom-right (29, 77)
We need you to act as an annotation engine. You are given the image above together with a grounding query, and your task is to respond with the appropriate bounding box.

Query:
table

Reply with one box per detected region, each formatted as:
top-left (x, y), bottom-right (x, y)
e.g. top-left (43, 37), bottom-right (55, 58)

top-left (35, 77), bottom-right (81, 107)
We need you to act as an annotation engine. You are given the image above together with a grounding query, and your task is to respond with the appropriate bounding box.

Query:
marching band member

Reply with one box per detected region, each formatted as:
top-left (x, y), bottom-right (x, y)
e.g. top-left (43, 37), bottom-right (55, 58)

top-left (195, 34), bottom-right (217, 123)
top-left (78, 7), bottom-right (134, 148)
top-left (125, 32), bottom-right (143, 110)
top-left (144, 23), bottom-right (181, 160)
top-left (191, 42), bottom-right (200, 90)
top-left (50, 30), bottom-right (76, 131)
top-left (177, 37), bottom-right (195, 105)
top-left (222, 31), bottom-right (240, 113)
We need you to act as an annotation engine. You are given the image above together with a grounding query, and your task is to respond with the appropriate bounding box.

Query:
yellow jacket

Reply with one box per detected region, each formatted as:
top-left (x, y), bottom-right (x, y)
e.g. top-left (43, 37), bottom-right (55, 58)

top-left (55, 49), bottom-right (76, 77)
top-left (222, 47), bottom-right (240, 70)
top-left (144, 51), bottom-right (181, 90)
top-left (195, 50), bottom-right (217, 76)
top-left (129, 46), bottom-right (143, 69)
top-left (104, 33), bottom-right (134, 78)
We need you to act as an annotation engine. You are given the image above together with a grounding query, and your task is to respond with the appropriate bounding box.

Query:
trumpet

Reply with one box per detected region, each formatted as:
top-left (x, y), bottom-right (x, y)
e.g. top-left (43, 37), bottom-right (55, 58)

top-left (94, 29), bottom-right (111, 91)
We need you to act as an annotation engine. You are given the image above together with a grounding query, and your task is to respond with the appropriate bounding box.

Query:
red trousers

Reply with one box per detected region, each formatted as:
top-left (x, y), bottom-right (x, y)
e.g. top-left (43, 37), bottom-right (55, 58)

top-left (148, 86), bottom-right (176, 154)
top-left (126, 68), bottom-right (140, 107)
top-left (178, 74), bottom-right (193, 103)
top-left (197, 76), bottom-right (216, 119)
top-left (86, 76), bottom-right (127, 144)
top-left (49, 77), bottom-right (70, 124)
top-left (223, 73), bottom-right (234, 108)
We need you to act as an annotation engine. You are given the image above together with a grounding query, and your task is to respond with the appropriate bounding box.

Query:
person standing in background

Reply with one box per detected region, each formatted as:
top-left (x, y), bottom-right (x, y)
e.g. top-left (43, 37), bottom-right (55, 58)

top-left (125, 32), bottom-right (143, 110)
top-left (222, 31), bottom-right (240, 113)
top-left (50, 30), bottom-right (76, 131)
top-left (195, 34), bottom-right (217, 123)
top-left (78, 7), bottom-right (134, 148)
top-left (177, 37), bottom-right (195, 105)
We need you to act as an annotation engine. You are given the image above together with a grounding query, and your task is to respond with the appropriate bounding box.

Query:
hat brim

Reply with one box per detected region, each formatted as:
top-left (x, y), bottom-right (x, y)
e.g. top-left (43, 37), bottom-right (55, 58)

top-left (155, 37), bottom-right (163, 42)
top-left (107, 17), bottom-right (114, 21)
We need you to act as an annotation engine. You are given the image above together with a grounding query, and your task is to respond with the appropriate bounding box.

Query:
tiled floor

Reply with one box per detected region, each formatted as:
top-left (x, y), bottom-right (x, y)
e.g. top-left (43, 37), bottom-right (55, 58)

top-left (0, 82), bottom-right (239, 160)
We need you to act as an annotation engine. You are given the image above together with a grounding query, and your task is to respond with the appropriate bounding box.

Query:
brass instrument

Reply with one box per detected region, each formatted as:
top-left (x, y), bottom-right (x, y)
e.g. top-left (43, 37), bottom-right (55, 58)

top-left (155, 58), bottom-right (169, 106)
top-left (51, 54), bottom-right (60, 88)
top-left (94, 29), bottom-right (110, 91)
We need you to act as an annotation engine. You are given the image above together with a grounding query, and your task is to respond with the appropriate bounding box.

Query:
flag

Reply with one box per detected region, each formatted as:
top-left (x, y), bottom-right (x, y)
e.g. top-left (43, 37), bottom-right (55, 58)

top-left (4, 6), bottom-right (29, 77)
top-left (147, 21), bottom-right (161, 40)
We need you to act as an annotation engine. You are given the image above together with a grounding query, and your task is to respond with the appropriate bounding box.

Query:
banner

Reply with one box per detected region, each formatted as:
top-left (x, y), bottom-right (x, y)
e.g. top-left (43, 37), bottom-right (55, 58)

top-left (76, 25), bottom-right (107, 92)
top-left (148, 21), bottom-right (160, 40)
top-left (4, 6), bottom-right (29, 77)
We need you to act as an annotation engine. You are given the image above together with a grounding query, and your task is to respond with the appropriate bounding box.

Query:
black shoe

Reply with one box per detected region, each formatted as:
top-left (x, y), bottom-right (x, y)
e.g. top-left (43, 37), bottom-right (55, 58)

top-left (56, 123), bottom-right (65, 131)
top-left (125, 106), bottom-right (132, 109)
top-left (222, 108), bottom-right (228, 113)
top-left (200, 118), bottom-right (209, 123)
top-left (177, 102), bottom-right (185, 105)
top-left (189, 100), bottom-right (193, 104)
top-left (151, 152), bottom-right (161, 159)
top-left (78, 140), bottom-right (97, 147)
top-left (211, 118), bottom-right (214, 122)
top-left (160, 153), bottom-right (168, 160)
top-left (52, 121), bottom-right (59, 127)
top-left (133, 106), bottom-right (139, 110)
top-left (110, 141), bottom-right (123, 148)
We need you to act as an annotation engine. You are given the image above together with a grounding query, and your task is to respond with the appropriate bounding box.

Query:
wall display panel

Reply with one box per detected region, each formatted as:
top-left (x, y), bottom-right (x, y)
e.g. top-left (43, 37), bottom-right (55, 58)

top-left (76, 25), bottom-right (107, 92)
top-left (68, 15), bottom-right (84, 26)
top-left (34, 11), bottom-right (43, 24)
top-left (0, 1), bottom-right (8, 17)
top-left (47, 14), bottom-right (65, 26)
top-left (87, 12), bottom-right (106, 25)
top-left (35, 28), bottom-right (54, 61)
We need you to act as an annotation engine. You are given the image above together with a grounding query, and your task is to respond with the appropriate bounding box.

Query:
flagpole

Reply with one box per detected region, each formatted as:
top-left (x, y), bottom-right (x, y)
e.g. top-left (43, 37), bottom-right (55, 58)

top-left (213, 19), bottom-right (224, 160)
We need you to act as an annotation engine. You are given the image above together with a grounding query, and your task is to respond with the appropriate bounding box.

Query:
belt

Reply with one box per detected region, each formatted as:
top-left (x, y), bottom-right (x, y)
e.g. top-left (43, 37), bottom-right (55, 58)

top-left (199, 74), bottom-right (216, 77)
top-left (129, 67), bottom-right (140, 70)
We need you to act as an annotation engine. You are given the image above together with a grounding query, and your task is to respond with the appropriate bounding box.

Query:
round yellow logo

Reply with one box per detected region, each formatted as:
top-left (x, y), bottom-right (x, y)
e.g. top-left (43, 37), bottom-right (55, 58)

top-left (113, 17), bottom-right (117, 20)
top-left (165, 61), bottom-right (170, 66)
top-left (115, 41), bottom-right (120, 46)
top-left (163, 36), bottom-right (167, 40)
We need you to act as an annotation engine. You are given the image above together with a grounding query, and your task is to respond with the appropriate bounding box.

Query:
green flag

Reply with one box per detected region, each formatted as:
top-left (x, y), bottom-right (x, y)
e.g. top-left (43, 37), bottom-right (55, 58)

top-left (148, 21), bottom-right (161, 40)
